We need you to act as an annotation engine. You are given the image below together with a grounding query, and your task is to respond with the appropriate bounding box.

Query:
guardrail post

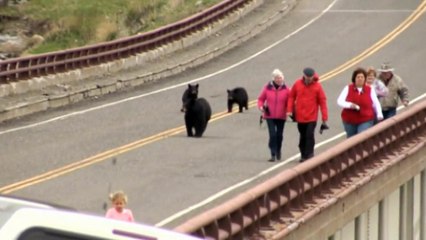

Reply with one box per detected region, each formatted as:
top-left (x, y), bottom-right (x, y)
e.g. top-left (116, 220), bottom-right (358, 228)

top-left (204, 220), bottom-right (219, 239)
top-left (279, 182), bottom-right (292, 219)
top-left (217, 216), bottom-right (232, 239)
top-left (354, 215), bottom-right (362, 240)
top-left (406, 178), bottom-right (414, 240)
top-left (244, 201), bottom-right (260, 237)
top-left (355, 211), bottom-right (370, 240)
top-left (399, 179), bottom-right (414, 240)
top-left (378, 199), bottom-right (386, 240)
top-left (399, 183), bottom-right (405, 240)
top-left (230, 209), bottom-right (244, 240)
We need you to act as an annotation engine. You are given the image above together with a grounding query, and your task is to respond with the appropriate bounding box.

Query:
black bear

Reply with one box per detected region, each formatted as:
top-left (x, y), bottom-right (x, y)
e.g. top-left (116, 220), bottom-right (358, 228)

top-left (184, 84), bottom-right (212, 137)
top-left (227, 87), bottom-right (248, 113)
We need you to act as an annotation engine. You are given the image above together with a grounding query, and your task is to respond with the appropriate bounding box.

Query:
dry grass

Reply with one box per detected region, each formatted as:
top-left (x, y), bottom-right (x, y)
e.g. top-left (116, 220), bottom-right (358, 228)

top-left (1, 0), bottom-right (222, 54)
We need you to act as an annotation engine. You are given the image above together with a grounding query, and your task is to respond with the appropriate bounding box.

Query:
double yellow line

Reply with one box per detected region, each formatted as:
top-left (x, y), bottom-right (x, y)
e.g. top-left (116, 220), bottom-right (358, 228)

top-left (1, 2), bottom-right (425, 194)
top-left (321, 0), bottom-right (426, 81)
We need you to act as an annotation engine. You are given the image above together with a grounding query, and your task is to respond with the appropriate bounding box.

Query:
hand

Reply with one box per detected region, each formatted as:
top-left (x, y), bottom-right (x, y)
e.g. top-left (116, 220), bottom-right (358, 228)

top-left (287, 112), bottom-right (296, 122)
top-left (263, 106), bottom-right (270, 115)
top-left (403, 100), bottom-right (409, 107)
top-left (319, 122), bottom-right (329, 134)
top-left (350, 103), bottom-right (360, 110)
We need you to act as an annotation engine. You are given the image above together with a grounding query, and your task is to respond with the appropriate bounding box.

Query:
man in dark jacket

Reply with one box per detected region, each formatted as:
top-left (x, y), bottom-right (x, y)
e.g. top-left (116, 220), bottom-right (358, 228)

top-left (287, 67), bottom-right (328, 162)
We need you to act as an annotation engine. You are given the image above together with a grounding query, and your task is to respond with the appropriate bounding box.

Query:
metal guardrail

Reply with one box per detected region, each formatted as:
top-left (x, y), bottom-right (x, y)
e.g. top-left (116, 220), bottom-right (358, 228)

top-left (0, 0), bottom-right (252, 84)
top-left (174, 100), bottom-right (426, 240)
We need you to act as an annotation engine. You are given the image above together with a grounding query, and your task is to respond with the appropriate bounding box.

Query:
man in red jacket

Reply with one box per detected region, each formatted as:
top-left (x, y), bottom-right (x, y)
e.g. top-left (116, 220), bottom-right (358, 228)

top-left (287, 67), bottom-right (328, 162)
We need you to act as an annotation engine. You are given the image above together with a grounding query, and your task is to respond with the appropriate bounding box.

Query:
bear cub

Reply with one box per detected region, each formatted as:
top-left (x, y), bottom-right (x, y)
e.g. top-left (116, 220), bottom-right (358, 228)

top-left (227, 87), bottom-right (248, 113)
top-left (184, 84), bottom-right (211, 137)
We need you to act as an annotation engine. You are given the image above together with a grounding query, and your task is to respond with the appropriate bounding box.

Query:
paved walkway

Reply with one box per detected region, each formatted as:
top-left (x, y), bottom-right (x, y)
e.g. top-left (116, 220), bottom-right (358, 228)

top-left (0, 0), bottom-right (297, 123)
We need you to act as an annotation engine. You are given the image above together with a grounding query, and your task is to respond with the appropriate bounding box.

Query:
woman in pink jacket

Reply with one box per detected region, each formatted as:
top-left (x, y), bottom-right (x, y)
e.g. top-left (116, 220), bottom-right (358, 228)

top-left (257, 69), bottom-right (290, 162)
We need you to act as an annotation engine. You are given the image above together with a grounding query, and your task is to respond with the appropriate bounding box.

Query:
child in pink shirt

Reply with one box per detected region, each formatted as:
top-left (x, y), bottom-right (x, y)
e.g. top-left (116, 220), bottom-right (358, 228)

top-left (105, 191), bottom-right (134, 222)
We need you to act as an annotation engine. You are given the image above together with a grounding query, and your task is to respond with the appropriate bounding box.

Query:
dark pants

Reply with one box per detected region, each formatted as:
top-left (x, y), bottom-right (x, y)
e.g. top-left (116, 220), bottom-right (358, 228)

top-left (297, 122), bottom-right (317, 160)
top-left (266, 119), bottom-right (286, 157)
top-left (382, 107), bottom-right (397, 120)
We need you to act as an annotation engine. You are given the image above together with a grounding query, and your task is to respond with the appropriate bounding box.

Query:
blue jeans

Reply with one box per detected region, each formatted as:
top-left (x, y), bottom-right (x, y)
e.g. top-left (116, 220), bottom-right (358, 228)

top-left (382, 107), bottom-right (397, 120)
top-left (266, 119), bottom-right (286, 157)
top-left (343, 120), bottom-right (374, 138)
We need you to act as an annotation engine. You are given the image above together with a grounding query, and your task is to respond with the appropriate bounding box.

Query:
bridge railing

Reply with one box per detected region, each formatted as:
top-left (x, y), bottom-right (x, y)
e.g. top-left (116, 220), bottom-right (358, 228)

top-left (174, 100), bottom-right (426, 240)
top-left (0, 0), bottom-right (251, 84)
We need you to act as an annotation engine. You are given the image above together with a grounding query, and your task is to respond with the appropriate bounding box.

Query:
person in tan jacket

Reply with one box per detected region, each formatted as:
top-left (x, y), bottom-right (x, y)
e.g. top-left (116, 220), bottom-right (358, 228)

top-left (377, 63), bottom-right (409, 119)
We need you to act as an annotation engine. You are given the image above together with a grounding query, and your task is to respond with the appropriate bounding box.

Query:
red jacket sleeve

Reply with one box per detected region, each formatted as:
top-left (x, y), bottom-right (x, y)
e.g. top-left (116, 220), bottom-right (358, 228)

top-left (287, 84), bottom-right (296, 114)
top-left (317, 84), bottom-right (328, 121)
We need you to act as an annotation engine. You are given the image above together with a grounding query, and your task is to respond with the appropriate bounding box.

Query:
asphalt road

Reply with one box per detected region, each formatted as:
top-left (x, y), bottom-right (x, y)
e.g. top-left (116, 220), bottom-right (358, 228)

top-left (1, 0), bottom-right (425, 230)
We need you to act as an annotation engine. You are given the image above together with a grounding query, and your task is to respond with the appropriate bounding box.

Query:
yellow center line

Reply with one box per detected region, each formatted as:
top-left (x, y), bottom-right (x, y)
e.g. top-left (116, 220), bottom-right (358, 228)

top-left (321, 0), bottom-right (426, 81)
top-left (1, 2), bottom-right (425, 194)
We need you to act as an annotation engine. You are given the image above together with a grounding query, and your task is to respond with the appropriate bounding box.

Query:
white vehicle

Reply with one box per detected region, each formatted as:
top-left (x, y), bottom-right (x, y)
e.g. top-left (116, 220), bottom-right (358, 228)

top-left (0, 195), bottom-right (201, 240)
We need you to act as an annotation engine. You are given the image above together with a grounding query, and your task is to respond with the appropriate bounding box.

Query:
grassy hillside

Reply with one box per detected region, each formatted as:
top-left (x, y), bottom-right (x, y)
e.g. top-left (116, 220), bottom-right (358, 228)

top-left (0, 0), bottom-right (221, 54)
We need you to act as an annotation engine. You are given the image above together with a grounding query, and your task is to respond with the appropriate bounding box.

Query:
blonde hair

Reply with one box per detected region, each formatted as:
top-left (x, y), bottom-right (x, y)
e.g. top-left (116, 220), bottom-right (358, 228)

top-left (109, 191), bottom-right (128, 204)
top-left (271, 69), bottom-right (284, 80)
top-left (366, 67), bottom-right (377, 77)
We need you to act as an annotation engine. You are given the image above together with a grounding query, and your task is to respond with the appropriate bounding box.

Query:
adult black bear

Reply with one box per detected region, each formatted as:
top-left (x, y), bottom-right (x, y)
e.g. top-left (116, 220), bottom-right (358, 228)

top-left (184, 84), bottom-right (211, 137)
top-left (227, 87), bottom-right (248, 113)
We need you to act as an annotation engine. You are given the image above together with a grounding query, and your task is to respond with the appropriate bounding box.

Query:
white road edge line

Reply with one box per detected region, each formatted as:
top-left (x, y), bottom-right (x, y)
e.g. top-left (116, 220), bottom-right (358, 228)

top-left (302, 9), bottom-right (416, 13)
top-left (155, 0), bottom-right (339, 227)
top-left (156, 93), bottom-right (426, 227)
